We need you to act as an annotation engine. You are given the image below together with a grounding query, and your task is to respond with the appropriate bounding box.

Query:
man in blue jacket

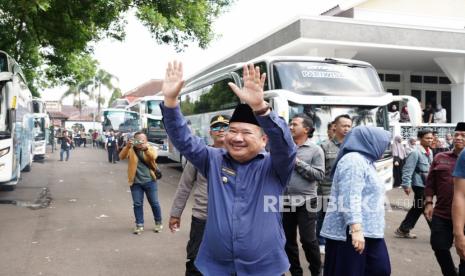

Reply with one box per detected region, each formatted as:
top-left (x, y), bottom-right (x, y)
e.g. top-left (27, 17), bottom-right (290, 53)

top-left (160, 61), bottom-right (297, 276)
top-left (395, 129), bottom-right (434, 238)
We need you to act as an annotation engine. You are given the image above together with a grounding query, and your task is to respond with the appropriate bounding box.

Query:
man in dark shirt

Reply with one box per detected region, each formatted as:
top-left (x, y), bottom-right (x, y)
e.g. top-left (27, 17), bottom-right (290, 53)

top-left (424, 122), bottom-right (465, 275)
top-left (317, 114), bottom-right (352, 253)
top-left (283, 113), bottom-right (325, 276)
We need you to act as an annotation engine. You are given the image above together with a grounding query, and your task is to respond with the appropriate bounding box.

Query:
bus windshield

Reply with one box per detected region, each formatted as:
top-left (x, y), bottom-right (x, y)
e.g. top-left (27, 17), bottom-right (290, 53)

top-left (288, 103), bottom-right (389, 145)
top-left (272, 61), bottom-right (384, 95)
top-left (0, 52), bottom-right (7, 72)
top-left (102, 110), bottom-right (140, 133)
top-left (147, 117), bottom-right (167, 145)
top-left (0, 84), bottom-right (8, 134)
top-left (34, 117), bottom-right (46, 141)
top-left (146, 100), bottom-right (163, 117)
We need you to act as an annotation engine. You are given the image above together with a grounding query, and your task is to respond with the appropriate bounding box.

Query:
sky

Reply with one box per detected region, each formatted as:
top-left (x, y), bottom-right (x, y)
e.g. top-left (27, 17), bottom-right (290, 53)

top-left (42, 0), bottom-right (339, 105)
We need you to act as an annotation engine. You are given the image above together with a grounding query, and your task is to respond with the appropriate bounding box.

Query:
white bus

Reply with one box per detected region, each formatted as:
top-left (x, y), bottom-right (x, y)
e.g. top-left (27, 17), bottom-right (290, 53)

top-left (0, 50), bottom-right (35, 189)
top-left (101, 108), bottom-right (140, 135)
top-left (174, 56), bottom-right (421, 189)
top-left (126, 96), bottom-right (169, 157)
top-left (32, 98), bottom-right (50, 160)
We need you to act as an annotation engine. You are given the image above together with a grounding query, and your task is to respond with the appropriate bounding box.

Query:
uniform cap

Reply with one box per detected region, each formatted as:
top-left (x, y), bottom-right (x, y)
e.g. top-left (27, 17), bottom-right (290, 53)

top-left (210, 114), bottom-right (230, 127)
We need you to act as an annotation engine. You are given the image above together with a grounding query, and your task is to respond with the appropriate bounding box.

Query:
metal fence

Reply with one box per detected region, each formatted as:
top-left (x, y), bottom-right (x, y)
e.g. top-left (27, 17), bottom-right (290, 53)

top-left (389, 123), bottom-right (456, 140)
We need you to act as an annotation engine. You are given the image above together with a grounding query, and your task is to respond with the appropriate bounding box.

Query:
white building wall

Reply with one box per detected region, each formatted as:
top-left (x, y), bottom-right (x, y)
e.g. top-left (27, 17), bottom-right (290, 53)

top-left (354, 0), bottom-right (465, 29)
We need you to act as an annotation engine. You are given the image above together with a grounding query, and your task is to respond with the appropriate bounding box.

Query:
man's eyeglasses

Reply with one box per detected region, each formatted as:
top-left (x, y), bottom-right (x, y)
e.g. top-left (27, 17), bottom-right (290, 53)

top-left (211, 125), bottom-right (229, 131)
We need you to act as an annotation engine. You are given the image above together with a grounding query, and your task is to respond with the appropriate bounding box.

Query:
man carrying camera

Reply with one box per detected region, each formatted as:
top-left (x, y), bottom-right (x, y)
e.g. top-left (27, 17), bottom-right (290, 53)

top-left (119, 131), bottom-right (163, 234)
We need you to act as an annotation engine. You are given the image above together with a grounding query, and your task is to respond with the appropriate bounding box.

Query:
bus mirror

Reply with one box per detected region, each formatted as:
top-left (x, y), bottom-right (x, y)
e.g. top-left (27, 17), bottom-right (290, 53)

top-left (406, 97), bottom-right (422, 127)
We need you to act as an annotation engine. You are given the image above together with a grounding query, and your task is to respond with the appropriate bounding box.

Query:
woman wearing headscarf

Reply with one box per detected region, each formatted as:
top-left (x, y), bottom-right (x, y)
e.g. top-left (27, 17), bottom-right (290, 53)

top-left (405, 137), bottom-right (417, 155)
top-left (392, 135), bottom-right (407, 188)
top-left (321, 126), bottom-right (392, 276)
top-left (400, 106), bottom-right (410, 122)
top-left (434, 104), bottom-right (447, 123)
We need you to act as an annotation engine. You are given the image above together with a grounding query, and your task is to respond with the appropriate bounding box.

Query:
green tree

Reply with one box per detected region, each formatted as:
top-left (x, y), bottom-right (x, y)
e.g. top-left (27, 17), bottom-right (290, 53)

top-left (89, 69), bottom-right (118, 116)
top-left (108, 88), bottom-right (123, 108)
top-left (0, 0), bottom-right (233, 95)
top-left (61, 81), bottom-right (91, 118)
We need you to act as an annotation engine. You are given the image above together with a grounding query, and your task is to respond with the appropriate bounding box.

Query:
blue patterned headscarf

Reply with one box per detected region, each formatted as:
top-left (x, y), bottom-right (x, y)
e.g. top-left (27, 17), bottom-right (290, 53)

top-left (330, 126), bottom-right (392, 178)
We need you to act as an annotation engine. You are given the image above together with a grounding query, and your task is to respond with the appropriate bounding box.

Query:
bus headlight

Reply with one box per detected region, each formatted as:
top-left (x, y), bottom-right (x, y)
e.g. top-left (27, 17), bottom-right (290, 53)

top-left (0, 147), bottom-right (10, 158)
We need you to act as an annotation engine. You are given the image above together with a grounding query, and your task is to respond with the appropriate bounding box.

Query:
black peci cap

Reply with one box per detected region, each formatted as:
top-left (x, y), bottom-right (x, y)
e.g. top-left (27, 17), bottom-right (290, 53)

top-left (455, 122), bottom-right (465, 131)
top-left (229, 104), bottom-right (259, 126)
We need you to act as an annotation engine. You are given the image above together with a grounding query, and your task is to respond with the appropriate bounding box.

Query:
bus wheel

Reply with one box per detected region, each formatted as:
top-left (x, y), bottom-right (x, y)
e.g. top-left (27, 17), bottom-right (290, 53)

top-left (1, 185), bottom-right (15, 191)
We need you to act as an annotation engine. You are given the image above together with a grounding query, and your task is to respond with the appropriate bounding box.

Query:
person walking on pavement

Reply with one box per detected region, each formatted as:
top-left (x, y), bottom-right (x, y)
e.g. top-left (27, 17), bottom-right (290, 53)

top-left (119, 131), bottom-right (163, 234)
top-left (161, 61), bottom-right (297, 276)
top-left (169, 114), bottom-right (230, 276)
top-left (92, 130), bottom-right (98, 148)
top-left (59, 130), bottom-right (72, 161)
top-left (283, 113), bottom-right (325, 276)
top-left (321, 126), bottom-right (392, 276)
top-left (392, 135), bottom-right (407, 188)
top-left (105, 130), bottom-right (118, 163)
top-left (395, 129), bottom-right (434, 238)
top-left (452, 125), bottom-right (465, 274)
top-left (317, 114), bottom-right (352, 253)
top-left (424, 122), bottom-right (465, 276)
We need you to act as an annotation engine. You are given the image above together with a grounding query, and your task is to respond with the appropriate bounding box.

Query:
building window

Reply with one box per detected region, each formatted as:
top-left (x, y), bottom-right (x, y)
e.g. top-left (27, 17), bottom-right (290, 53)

top-left (410, 75), bottom-right (422, 83)
top-left (423, 76), bottom-right (438, 84)
top-left (385, 74), bottom-right (400, 82)
top-left (439, 77), bottom-right (451, 84)
top-left (425, 90), bottom-right (437, 106)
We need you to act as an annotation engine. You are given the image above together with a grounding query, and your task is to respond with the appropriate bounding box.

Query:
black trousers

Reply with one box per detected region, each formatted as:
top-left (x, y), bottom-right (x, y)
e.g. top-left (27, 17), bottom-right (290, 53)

top-left (393, 157), bottom-right (404, 188)
top-left (430, 215), bottom-right (465, 276)
top-left (282, 202), bottom-right (321, 276)
top-left (186, 216), bottom-right (206, 276)
top-left (399, 186), bottom-right (432, 232)
top-left (107, 146), bottom-right (117, 163)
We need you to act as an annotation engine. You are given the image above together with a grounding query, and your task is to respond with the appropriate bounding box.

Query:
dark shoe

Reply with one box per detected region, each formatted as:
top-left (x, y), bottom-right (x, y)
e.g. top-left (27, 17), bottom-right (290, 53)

top-left (394, 228), bottom-right (417, 239)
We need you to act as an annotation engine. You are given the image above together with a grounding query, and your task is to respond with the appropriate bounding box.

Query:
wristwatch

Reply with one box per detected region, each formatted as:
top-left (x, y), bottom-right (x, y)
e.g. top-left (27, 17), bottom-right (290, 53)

top-left (349, 226), bottom-right (363, 234)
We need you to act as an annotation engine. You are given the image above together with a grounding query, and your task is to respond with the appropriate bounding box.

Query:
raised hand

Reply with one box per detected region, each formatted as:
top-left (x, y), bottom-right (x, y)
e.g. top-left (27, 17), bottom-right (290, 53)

top-left (228, 63), bottom-right (267, 111)
top-left (162, 61), bottom-right (184, 107)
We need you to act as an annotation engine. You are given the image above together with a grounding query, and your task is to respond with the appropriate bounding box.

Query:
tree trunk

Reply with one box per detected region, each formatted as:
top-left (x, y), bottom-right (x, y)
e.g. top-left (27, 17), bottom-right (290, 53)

top-left (79, 91), bottom-right (82, 118)
top-left (97, 83), bottom-right (101, 122)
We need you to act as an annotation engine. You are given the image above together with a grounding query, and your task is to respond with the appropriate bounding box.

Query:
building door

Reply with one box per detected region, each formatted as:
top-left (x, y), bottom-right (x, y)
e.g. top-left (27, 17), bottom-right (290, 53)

top-left (441, 91), bottom-right (451, 123)
top-left (425, 90), bottom-right (437, 107)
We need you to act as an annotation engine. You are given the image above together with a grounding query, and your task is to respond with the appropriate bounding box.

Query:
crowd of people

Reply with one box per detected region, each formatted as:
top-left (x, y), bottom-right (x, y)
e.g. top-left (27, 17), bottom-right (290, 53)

top-left (389, 102), bottom-right (449, 124)
top-left (99, 61), bottom-right (465, 276)
top-left (53, 127), bottom-right (127, 163)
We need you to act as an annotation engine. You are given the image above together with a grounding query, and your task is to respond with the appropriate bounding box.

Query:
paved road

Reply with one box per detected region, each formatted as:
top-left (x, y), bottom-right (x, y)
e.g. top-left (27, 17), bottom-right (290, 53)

top-left (0, 146), bottom-right (459, 275)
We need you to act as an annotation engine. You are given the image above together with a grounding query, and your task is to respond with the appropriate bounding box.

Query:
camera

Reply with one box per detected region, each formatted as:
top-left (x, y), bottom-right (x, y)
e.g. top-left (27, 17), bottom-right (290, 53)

top-left (132, 139), bottom-right (143, 146)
